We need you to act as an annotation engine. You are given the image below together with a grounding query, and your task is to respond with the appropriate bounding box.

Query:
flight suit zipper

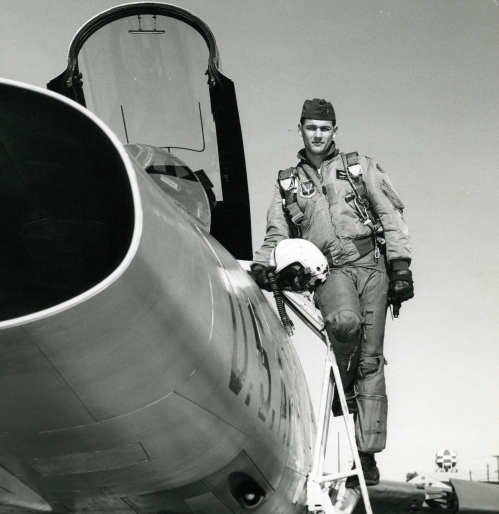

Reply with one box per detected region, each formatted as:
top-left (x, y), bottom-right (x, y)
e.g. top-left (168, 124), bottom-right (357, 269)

top-left (316, 162), bottom-right (326, 195)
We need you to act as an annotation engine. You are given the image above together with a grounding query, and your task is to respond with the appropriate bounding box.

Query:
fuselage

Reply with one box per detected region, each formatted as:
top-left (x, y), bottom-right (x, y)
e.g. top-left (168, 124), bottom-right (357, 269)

top-left (0, 77), bottom-right (314, 514)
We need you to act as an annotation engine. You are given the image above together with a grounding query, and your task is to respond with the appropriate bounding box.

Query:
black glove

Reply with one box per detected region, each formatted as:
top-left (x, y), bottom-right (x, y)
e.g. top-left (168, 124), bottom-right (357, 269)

top-left (281, 264), bottom-right (312, 292)
top-left (248, 264), bottom-right (274, 292)
top-left (388, 268), bottom-right (414, 304)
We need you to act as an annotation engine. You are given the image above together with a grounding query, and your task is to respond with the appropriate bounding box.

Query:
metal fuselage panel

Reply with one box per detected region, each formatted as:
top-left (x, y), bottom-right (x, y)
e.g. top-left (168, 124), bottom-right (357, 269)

top-left (0, 80), bottom-right (313, 514)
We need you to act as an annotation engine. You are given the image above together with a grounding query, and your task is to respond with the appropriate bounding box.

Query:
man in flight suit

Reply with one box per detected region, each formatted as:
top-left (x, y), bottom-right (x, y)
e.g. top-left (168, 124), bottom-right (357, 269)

top-left (249, 98), bottom-right (414, 486)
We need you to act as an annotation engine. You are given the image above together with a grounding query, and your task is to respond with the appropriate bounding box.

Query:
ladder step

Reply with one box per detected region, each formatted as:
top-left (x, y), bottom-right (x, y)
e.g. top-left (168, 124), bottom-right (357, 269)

top-left (317, 470), bottom-right (359, 483)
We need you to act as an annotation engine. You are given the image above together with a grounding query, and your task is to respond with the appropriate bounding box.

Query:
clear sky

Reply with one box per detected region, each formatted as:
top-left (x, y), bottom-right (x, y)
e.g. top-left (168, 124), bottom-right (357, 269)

top-left (1, 0), bottom-right (498, 483)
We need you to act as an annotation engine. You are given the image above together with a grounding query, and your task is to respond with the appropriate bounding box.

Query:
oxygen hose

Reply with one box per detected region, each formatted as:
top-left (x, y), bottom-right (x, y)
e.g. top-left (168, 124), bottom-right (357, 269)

top-left (266, 270), bottom-right (294, 336)
top-left (392, 300), bottom-right (401, 318)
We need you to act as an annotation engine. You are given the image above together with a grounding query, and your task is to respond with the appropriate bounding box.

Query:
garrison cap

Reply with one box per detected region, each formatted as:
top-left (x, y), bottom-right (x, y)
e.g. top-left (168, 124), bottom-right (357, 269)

top-left (301, 98), bottom-right (335, 122)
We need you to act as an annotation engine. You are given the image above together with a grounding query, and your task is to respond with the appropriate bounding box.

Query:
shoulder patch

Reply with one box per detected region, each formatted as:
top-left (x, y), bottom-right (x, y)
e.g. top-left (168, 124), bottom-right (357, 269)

top-left (376, 163), bottom-right (385, 173)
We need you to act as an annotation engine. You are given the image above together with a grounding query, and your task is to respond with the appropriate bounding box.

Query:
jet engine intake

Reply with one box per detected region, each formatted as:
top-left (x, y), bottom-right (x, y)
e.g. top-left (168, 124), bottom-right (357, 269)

top-left (0, 81), bottom-right (135, 322)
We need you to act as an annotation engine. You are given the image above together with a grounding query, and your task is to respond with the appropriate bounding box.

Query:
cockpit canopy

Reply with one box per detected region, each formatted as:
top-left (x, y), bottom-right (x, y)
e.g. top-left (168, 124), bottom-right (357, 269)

top-left (125, 143), bottom-right (213, 227)
top-left (48, 3), bottom-right (252, 259)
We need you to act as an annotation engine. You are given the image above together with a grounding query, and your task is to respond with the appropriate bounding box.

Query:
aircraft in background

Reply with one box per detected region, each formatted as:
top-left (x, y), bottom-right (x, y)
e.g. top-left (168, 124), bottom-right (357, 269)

top-left (0, 3), bottom-right (497, 513)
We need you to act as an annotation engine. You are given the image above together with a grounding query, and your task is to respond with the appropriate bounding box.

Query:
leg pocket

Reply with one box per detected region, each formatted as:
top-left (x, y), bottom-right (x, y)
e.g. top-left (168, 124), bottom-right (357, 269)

top-left (364, 310), bottom-right (374, 330)
top-left (355, 355), bottom-right (387, 452)
top-left (355, 395), bottom-right (388, 453)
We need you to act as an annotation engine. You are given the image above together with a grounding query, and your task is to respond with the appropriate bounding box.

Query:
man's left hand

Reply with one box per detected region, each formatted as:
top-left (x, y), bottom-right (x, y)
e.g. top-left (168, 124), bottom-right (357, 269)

top-left (388, 269), bottom-right (414, 303)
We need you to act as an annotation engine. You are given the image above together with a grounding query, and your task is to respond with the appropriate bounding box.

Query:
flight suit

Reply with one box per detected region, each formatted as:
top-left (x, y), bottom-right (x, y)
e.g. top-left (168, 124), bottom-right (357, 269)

top-left (253, 147), bottom-right (411, 453)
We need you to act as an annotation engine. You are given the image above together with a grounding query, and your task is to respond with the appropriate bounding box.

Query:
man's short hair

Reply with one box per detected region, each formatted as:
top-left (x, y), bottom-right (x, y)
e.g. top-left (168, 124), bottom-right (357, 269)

top-left (300, 117), bottom-right (335, 127)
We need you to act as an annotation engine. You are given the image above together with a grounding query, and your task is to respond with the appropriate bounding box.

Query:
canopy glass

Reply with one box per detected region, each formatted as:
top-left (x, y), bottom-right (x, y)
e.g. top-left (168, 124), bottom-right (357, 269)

top-left (77, 14), bottom-right (222, 201)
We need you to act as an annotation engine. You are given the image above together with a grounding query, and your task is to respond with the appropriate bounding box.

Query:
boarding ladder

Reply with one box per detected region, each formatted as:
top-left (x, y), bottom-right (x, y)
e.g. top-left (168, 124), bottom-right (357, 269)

top-left (283, 292), bottom-right (374, 514)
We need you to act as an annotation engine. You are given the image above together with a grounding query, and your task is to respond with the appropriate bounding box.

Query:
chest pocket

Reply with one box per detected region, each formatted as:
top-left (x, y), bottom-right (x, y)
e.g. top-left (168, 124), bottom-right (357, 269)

top-left (324, 183), bottom-right (338, 205)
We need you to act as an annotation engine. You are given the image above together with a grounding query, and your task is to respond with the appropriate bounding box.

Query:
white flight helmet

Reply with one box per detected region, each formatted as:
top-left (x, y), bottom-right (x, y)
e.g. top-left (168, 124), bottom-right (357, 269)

top-left (269, 239), bottom-right (329, 291)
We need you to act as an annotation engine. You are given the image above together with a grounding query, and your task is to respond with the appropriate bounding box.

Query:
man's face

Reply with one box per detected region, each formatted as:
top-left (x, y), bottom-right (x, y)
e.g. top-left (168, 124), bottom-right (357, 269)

top-left (298, 119), bottom-right (337, 157)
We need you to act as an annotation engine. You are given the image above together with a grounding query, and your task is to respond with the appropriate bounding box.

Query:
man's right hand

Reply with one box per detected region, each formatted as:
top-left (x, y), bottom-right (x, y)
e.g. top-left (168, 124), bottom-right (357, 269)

top-left (248, 264), bottom-right (272, 292)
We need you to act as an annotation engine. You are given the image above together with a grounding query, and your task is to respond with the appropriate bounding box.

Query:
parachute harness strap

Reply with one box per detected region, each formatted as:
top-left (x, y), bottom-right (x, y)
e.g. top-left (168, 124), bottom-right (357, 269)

top-left (341, 152), bottom-right (383, 261)
top-left (266, 269), bottom-right (294, 336)
top-left (277, 168), bottom-right (302, 238)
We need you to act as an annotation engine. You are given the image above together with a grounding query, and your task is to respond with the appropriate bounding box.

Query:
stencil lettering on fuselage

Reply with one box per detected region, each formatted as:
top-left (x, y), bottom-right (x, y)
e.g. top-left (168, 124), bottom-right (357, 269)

top-left (221, 267), bottom-right (271, 418)
top-left (219, 263), bottom-right (294, 450)
top-left (279, 379), bottom-right (288, 446)
top-left (219, 268), bottom-right (248, 396)
top-left (247, 297), bottom-right (271, 422)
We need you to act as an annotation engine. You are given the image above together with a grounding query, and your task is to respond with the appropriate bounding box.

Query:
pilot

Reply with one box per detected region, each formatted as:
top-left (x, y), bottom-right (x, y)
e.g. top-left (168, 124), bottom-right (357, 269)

top-left (248, 98), bottom-right (414, 487)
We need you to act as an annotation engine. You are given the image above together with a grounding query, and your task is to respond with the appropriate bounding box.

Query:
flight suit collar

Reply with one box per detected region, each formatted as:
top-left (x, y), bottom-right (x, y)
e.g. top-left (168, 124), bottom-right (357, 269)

top-left (297, 145), bottom-right (340, 170)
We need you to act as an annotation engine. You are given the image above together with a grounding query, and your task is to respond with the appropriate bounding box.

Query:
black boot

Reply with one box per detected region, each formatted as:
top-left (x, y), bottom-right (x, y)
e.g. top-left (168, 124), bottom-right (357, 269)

top-left (345, 451), bottom-right (380, 488)
top-left (331, 384), bottom-right (357, 417)
top-left (331, 394), bottom-right (358, 417)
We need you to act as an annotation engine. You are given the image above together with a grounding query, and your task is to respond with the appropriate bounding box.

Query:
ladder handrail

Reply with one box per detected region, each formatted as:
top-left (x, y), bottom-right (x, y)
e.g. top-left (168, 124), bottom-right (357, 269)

top-left (283, 291), bottom-right (327, 343)
top-left (282, 292), bottom-right (373, 514)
